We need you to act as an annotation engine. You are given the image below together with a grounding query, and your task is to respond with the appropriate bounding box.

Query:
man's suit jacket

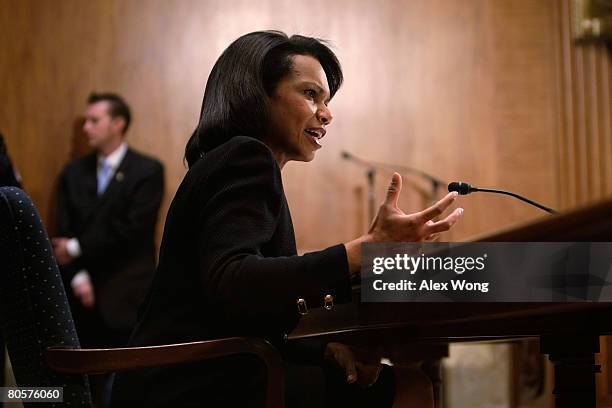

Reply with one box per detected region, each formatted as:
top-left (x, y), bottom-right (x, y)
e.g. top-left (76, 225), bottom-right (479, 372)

top-left (56, 147), bottom-right (164, 331)
top-left (111, 136), bottom-right (352, 406)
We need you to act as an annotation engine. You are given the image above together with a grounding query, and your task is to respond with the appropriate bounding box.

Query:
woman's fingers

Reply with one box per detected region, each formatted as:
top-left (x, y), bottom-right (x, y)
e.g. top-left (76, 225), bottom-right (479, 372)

top-left (355, 361), bottom-right (382, 388)
top-left (337, 347), bottom-right (358, 383)
top-left (416, 192), bottom-right (458, 222)
top-left (371, 180), bottom-right (463, 242)
top-left (325, 342), bottom-right (358, 384)
top-left (424, 207), bottom-right (464, 235)
top-left (384, 173), bottom-right (402, 209)
top-left (346, 359), bottom-right (358, 384)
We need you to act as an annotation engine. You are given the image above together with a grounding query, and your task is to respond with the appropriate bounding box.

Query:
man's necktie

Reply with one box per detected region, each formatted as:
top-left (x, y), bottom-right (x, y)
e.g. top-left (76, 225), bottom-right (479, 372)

top-left (97, 160), bottom-right (113, 195)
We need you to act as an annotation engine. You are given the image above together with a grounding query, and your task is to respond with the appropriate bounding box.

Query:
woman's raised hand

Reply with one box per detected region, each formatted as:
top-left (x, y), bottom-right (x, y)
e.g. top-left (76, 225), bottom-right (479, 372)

top-left (368, 173), bottom-right (463, 243)
top-left (344, 173), bottom-right (463, 275)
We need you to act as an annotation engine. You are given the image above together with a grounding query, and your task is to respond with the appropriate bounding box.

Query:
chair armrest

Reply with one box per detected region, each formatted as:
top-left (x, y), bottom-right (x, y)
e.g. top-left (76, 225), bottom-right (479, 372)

top-left (46, 337), bottom-right (284, 408)
top-left (45, 337), bottom-right (280, 374)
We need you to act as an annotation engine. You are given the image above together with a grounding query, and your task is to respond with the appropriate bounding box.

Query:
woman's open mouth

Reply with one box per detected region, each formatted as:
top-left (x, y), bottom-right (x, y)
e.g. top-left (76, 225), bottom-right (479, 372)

top-left (304, 128), bottom-right (325, 147)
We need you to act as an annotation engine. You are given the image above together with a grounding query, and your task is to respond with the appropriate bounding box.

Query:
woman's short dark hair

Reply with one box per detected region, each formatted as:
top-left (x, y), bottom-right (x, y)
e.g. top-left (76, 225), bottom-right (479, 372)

top-left (184, 30), bottom-right (343, 167)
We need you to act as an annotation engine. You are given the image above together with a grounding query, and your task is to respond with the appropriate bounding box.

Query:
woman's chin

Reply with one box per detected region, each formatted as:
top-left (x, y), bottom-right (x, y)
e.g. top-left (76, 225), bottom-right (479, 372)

top-left (291, 152), bottom-right (316, 163)
top-left (303, 152), bottom-right (316, 162)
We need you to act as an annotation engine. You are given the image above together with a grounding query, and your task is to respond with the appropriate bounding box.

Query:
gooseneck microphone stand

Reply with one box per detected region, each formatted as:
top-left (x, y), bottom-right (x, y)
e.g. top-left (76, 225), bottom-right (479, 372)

top-left (341, 151), bottom-right (447, 209)
top-left (447, 181), bottom-right (558, 214)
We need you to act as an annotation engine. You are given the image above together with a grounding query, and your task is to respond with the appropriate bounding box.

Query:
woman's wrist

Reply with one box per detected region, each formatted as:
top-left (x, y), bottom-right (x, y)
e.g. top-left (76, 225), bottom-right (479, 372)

top-left (343, 234), bottom-right (372, 278)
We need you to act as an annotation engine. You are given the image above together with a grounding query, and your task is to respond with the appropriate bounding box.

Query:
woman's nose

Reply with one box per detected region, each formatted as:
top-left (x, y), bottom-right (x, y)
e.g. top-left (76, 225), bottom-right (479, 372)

top-left (317, 104), bottom-right (333, 125)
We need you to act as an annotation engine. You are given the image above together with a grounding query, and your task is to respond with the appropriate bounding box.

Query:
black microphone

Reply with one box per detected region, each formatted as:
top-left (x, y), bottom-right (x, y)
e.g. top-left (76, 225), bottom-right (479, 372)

top-left (448, 181), bottom-right (557, 214)
top-left (447, 182), bottom-right (475, 195)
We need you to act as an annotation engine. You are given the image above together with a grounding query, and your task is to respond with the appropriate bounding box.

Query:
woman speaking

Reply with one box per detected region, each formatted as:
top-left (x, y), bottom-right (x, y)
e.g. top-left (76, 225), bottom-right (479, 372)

top-left (111, 31), bottom-right (463, 407)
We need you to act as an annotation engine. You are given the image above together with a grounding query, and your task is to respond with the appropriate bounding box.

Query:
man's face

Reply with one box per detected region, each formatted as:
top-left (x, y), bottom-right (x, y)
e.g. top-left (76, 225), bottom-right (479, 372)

top-left (83, 101), bottom-right (123, 151)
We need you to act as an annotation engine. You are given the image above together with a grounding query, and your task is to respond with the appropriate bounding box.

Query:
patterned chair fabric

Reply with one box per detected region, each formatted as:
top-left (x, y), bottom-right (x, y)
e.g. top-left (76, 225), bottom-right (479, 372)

top-left (0, 186), bottom-right (91, 407)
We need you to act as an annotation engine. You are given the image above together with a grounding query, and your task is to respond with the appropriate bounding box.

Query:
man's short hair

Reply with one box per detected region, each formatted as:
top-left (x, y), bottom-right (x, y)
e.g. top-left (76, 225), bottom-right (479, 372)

top-left (87, 92), bottom-right (132, 134)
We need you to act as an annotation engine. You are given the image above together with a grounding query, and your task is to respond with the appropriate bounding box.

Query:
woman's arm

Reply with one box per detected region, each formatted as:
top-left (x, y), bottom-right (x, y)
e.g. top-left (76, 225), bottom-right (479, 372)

top-left (195, 137), bottom-right (351, 329)
top-left (195, 137), bottom-right (462, 329)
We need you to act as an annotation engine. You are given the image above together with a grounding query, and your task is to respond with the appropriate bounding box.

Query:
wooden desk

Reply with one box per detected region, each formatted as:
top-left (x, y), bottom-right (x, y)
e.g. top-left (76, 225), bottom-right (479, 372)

top-left (291, 197), bottom-right (612, 407)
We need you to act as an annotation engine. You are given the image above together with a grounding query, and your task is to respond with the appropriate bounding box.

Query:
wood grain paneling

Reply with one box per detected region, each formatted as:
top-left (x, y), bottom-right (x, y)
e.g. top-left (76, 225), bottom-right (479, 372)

top-left (557, 0), bottom-right (612, 209)
top-left (0, 0), bottom-right (564, 250)
top-left (555, 2), bottom-right (612, 405)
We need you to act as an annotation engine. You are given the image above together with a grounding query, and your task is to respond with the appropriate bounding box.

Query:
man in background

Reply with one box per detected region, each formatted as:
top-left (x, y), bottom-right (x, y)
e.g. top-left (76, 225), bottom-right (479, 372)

top-left (53, 92), bottom-right (164, 406)
top-left (53, 92), bottom-right (164, 349)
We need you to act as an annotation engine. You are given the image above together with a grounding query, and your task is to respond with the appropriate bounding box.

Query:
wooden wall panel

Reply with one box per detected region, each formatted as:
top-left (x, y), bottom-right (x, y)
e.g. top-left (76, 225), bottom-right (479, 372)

top-left (276, 0), bottom-right (561, 248)
top-left (554, 2), bottom-right (612, 406)
top-left (557, 0), bottom-right (612, 209)
top-left (0, 0), bottom-right (563, 251)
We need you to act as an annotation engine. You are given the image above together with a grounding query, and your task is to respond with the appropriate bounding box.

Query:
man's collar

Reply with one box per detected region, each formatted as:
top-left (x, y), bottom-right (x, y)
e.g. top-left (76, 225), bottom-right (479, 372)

top-left (98, 142), bottom-right (128, 169)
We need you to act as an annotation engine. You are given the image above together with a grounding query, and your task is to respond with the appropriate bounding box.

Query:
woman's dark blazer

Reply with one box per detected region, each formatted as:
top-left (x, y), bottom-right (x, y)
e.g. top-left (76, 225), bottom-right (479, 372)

top-left (111, 136), bottom-right (352, 406)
